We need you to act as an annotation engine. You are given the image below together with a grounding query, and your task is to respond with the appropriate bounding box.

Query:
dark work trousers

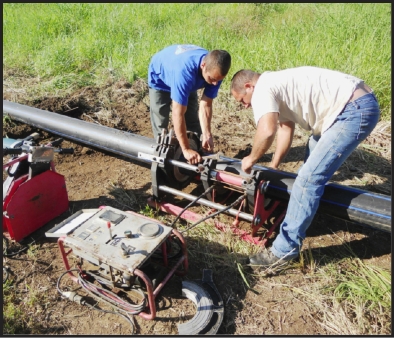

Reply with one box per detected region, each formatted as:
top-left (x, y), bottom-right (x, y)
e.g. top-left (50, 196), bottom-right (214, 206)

top-left (149, 88), bottom-right (201, 139)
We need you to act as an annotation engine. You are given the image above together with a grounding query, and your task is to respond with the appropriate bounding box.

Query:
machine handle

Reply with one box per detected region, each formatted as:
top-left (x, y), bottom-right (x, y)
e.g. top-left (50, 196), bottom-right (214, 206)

top-left (57, 148), bottom-right (74, 154)
top-left (3, 148), bottom-right (23, 155)
top-left (3, 146), bottom-right (74, 156)
top-left (49, 138), bottom-right (64, 147)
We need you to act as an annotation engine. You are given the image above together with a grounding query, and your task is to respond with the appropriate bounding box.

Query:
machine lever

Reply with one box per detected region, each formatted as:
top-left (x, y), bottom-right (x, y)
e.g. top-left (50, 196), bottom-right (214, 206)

top-left (121, 242), bottom-right (135, 256)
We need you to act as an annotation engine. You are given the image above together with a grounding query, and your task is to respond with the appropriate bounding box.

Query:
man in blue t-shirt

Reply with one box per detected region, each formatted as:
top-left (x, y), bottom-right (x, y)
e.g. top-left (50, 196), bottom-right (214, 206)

top-left (148, 44), bottom-right (231, 164)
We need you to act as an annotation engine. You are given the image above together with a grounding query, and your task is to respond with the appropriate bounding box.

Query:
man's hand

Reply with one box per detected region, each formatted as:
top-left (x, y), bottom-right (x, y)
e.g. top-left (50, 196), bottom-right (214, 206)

top-left (183, 148), bottom-right (202, 164)
top-left (201, 134), bottom-right (214, 152)
top-left (241, 155), bottom-right (255, 174)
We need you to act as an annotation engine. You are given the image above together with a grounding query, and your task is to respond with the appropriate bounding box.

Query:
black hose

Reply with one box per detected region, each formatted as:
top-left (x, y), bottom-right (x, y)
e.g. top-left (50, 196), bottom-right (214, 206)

top-left (169, 185), bottom-right (216, 228)
top-left (3, 148), bottom-right (23, 155)
top-left (180, 193), bottom-right (246, 234)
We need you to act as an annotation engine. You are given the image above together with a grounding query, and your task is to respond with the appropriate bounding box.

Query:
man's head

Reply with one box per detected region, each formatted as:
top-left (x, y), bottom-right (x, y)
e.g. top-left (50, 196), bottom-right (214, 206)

top-left (201, 50), bottom-right (231, 85)
top-left (230, 69), bottom-right (260, 108)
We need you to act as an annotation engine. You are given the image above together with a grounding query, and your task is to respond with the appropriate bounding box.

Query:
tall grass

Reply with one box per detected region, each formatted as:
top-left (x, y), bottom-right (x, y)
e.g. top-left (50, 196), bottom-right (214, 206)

top-left (3, 3), bottom-right (391, 118)
top-left (312, 258), bottom-right (390, 335)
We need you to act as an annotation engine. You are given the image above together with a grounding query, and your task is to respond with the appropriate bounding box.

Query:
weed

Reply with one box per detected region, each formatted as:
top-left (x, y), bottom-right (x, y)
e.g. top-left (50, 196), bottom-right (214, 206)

top-left (298, 243), bottom-right (317, 274)
top-left (3, 280), bottom-right (26, 334)
top-left (3, 115), bottom-right (15, 127)
top-left (26, 243), bottom-right (40, 260)
top-left (318, 258), bottom-right (391, 334)
top-left (139, 204), bottom-right (158, 219)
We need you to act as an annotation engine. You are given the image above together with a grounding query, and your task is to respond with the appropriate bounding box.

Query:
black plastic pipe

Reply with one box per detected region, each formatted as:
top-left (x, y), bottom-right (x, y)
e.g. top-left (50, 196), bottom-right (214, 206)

top-left (217, 158), bottom-right (391, 233)
top-left (3, 100), bottom-right (391, 232)
top-left (3, 100), bottom-right (156, 164)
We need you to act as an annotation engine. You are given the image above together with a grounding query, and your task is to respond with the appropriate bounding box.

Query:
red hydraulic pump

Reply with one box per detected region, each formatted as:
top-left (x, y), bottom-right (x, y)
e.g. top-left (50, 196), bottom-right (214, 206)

top-left (3, 134), bottom-right (73, 242)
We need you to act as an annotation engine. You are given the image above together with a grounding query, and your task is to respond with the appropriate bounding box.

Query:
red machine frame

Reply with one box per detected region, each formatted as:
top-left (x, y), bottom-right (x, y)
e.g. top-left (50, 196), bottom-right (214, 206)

top-left (148, 180), bottom-right (287, 248)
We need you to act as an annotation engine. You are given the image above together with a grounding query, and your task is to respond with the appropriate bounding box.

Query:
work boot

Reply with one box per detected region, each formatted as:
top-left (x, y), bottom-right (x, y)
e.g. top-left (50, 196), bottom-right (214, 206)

top-left (249, 249), bottom-right (291, 267)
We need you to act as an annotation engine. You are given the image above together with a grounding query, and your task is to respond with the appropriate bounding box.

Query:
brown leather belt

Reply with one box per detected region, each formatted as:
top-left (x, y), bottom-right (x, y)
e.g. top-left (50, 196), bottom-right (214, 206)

top-left (349, 83), bottom-right (372, 103)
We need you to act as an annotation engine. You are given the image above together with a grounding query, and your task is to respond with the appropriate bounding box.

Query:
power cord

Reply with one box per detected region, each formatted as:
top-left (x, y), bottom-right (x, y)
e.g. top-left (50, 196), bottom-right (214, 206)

top-left (57, 268), bottom-right (147, 334)
top-left (3, 236), bottom-right (34, 284)
top-left (77, 270), bottom-right (147, 314)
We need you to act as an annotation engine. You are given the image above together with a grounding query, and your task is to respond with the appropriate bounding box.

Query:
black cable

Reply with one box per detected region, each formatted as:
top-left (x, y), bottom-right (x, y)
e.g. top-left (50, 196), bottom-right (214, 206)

top-left (56, 268), bottom-right (79, 295)
top-left (153, 186), bottom-right (216, 260)
top-left (151, 236), bottom-right (182, 260)
top-left (83, 301), bottom-right (136, 334)
top-left (3, 236), bottom-right (29, 257)
top-left (180, 193), bottom-right (246, 234)
top-left (169, 184), bottom-right (215, 228)
top-left (3, 267), bottom-right (9, 284)
top-left (57, 268), bottom-right (146, 314)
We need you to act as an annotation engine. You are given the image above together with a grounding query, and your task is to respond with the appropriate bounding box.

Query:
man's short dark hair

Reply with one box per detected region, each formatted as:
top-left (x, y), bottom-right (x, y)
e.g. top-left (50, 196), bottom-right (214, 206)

top-left (204, 50), bottom-right (231, 76)
top-left (230, 69), bottom-right (260, 93)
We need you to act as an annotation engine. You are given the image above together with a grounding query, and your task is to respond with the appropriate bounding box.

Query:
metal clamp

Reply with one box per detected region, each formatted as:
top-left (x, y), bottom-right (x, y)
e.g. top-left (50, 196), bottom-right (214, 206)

top-left (138, 152), bottom-right (165, 164)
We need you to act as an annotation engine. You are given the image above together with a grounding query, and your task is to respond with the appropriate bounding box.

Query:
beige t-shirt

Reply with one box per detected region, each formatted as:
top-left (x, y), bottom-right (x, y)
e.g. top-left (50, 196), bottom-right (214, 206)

top-left (251, 66), bottom-right (363, 135)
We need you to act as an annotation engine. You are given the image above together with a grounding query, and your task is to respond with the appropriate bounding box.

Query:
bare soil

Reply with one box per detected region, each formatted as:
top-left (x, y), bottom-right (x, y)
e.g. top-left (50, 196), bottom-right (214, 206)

top-left (3, 76), bottom-right (392, 335)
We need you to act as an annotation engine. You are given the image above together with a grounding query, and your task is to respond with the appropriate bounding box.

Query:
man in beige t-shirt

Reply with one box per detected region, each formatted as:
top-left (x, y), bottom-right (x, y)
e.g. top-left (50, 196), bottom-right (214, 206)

top-left (230, 67), bottom-right (380, 266)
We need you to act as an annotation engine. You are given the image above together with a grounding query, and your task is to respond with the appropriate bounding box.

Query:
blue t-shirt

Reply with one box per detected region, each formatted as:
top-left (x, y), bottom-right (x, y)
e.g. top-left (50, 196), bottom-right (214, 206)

top-left (148, 44), bottom-right (222, 106)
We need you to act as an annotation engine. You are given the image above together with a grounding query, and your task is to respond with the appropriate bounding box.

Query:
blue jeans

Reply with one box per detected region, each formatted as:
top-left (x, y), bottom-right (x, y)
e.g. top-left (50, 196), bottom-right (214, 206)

top-left (271, 93), bottom-right (380, 260)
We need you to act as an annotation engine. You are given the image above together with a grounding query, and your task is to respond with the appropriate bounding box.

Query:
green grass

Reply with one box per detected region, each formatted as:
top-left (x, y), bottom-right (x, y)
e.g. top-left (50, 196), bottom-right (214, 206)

top-left (3, 281), bottom-right (24, 334)
top-left (3, 3), bottom-right (391, 119)
top-left (3, 280), bottom-right (39, 334)
top-left (319, 258), bottom-right (391, 334)
top-left (331, 259), bottom-right (391, 310)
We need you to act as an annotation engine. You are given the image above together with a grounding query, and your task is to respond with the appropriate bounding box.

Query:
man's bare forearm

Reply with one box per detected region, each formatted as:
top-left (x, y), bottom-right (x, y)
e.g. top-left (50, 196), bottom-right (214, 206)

top-left (199, 94), bottom-right (214, 151)
top-left (250, 133), bottom-right (275, 162)
top-left (241, 112), bottom-right (279, 173)
top-left (250, 113), bottom-right (279, 162)
top-left (172, 100), bottom-right (202, 163)
top-left (270, 121), bottom-right (295, 169)
top-left (199, 95), bottom-right (213, 137)
top-left (172, 102), bottom-right (189, 150)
